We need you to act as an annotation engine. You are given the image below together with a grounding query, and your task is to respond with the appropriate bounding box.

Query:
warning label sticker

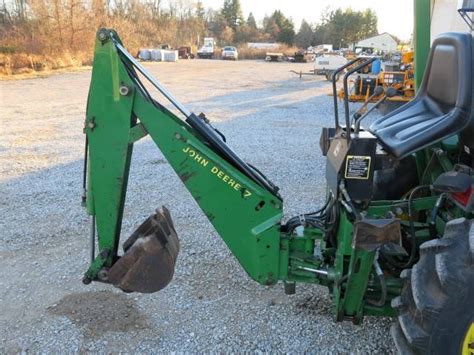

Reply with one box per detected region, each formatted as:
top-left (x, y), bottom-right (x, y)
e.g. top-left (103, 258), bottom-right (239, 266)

top-left (345, 155), bottom-right (371, 180)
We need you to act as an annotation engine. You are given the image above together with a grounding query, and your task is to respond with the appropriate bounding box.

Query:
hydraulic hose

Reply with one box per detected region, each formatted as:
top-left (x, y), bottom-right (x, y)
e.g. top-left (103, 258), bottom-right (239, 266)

top-left (382, 185), bottom-right (432, 269)
top-left (366, 255), bottom-right (387, 307)
top-left (429, 193), bottom-right (446, 238)
top-left (82, 137), bottom-right (88, 206)
top-left (283, 193), bottom-right (337, 233)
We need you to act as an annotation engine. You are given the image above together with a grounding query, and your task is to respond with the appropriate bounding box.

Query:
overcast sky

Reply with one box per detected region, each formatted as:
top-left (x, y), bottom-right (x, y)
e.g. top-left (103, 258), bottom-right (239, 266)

top-left (198, 0), bottom-right (414, 41)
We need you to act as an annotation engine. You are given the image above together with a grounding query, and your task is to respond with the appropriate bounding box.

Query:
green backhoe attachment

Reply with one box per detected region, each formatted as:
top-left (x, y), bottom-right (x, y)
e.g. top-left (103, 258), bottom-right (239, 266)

top-left (83, 29), bottom-right (284, 292)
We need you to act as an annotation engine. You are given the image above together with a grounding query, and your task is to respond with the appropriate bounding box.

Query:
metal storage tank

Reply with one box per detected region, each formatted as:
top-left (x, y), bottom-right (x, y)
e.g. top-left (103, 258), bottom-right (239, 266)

top-left (138, 49), bottom-right (151, 61)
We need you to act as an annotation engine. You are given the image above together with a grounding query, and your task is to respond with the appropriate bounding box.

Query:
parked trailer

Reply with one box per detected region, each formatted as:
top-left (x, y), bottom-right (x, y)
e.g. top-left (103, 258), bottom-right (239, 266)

top-left (291, 54), bottom-right (348, 81)
top-left (265, 52), bottom-right (284, 62)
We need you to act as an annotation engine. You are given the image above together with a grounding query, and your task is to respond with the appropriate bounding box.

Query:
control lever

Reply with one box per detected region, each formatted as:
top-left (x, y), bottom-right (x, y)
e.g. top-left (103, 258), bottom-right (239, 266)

top-left (354, 87), bottom-right (397, 134)
top-left (352, 86), bottom-right (385, 122)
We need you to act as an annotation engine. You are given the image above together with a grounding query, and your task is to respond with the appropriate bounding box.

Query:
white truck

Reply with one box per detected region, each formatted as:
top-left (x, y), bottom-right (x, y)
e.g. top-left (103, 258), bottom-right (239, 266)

top-left (197, 37), bottom-right (215, 59)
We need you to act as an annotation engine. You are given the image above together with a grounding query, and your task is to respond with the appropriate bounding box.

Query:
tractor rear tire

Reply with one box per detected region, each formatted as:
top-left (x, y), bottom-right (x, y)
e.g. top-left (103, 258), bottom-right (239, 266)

top-left (391, 218), bottom-right (474, 355)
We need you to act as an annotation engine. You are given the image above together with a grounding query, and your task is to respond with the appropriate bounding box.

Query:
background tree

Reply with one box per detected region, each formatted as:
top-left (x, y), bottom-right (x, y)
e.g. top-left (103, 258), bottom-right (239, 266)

top-left (270, 10), bottom-right (295, 45)
top-left (196, 1), bottom-right (205, 21)
top-left (312, 7), bottom-right (379, 48)
top-left (221, 0), bottom-right (243, 30)
top-left (246, 12), bottom-right (257, 29)
top-left (295, 19), bottom-right (313, 48)
top-left (263, 15), bottom-right (280, 41)
top-left (234, 11), bottom-right (261, 43)
top-left (359, 9), bottom-right (378, 39)
top-left (262, 10), bottom-right (294, 45)
top-left (207, 9), bottom-right (228, 41)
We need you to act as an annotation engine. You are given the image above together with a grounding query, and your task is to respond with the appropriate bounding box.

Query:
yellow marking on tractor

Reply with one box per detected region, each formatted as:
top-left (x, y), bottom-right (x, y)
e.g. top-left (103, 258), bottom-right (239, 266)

top-left (462, 322), bottom-right (474, 355)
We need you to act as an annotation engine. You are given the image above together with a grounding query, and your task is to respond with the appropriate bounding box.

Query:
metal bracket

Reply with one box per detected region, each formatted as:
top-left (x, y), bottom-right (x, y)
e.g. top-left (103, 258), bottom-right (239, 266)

top-left (352, 218), bottom-right (402, 251)
top-left (82, 248), bottom-right (110, 284)
top-left (129, 123), bottom-right (148, 143)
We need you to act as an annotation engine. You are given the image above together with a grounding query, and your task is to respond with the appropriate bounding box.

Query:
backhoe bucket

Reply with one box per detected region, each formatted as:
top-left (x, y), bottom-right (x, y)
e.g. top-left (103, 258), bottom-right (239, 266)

top-left (108, 207), bottom-right (179, 293)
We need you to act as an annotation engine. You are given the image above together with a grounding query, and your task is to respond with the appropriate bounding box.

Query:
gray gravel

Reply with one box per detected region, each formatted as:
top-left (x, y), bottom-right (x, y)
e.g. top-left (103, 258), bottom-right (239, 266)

top-left (0, 59), bottom-right (394, 353)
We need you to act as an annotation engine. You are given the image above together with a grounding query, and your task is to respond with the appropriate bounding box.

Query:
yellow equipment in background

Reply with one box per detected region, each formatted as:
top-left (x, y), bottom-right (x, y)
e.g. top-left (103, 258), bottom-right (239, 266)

top-left (337, 51), bottom-right (415, 110)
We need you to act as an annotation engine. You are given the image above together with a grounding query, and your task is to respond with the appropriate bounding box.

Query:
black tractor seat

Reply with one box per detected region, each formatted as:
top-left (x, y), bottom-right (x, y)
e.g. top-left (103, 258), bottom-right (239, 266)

top-left (370, 32), bottom-right (473, 159)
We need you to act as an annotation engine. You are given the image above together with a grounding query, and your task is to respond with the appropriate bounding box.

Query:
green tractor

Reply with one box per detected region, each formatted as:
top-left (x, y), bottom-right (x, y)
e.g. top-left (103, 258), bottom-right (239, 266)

top-left (81, 19), bottom-right (474, 355)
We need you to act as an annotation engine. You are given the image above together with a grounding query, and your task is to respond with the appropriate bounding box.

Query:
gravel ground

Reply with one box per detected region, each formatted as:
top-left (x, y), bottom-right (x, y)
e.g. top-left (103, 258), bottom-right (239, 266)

top-left (0, 59), bottom-right (394, 353)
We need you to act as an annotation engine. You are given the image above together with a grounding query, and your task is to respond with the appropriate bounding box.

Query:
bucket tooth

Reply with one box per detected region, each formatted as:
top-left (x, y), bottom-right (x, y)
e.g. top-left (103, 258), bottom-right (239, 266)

top-left (108, 207), bottom-right (179, 293)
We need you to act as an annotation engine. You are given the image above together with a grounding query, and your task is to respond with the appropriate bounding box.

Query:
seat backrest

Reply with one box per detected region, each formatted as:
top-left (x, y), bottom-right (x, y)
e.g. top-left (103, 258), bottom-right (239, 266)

top-left (421, 32), bottom-right (472, 113)
top-left (425, 44), bottom-right (459, 108)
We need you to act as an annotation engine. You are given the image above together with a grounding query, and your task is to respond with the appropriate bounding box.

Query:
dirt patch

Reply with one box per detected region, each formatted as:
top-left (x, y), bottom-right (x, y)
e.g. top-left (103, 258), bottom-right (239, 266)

top-left (48, 290), bottom-right (149, 338)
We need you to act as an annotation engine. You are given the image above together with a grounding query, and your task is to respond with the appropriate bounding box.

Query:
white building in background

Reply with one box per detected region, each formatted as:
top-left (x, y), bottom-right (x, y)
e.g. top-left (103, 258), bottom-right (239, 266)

top-left (354, 33), bottom-right (398, 52)
top-left (247, 43), bottom-right (279, 49)
top-left (431, 0), bottom-right (469, 40)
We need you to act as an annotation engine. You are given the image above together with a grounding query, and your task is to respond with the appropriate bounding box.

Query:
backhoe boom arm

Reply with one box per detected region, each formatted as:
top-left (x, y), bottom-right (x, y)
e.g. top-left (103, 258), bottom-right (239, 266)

top-left (83, 29), bottom-right (283, 290)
